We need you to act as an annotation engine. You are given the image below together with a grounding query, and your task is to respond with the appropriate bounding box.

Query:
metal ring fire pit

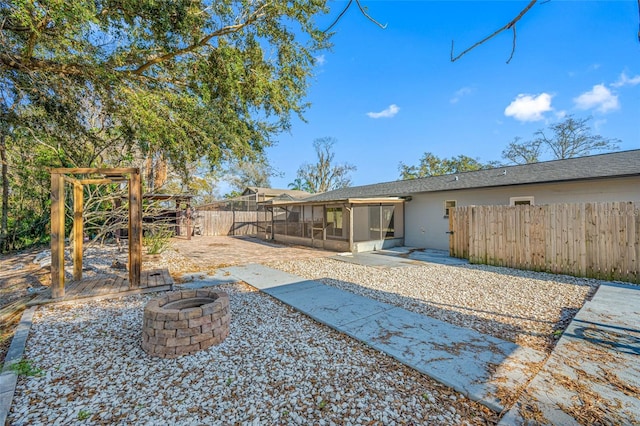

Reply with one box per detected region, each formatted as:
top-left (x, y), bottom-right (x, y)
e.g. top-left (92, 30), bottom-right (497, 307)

top-left (142, 289), bottom-right (230, 358)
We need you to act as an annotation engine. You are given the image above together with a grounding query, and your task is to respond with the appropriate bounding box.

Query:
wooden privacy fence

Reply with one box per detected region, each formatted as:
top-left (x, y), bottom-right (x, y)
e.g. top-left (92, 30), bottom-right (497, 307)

top-left (449, 202), bottom-right (640, 283)
top-left (194, 210), bottom-right (270, 237)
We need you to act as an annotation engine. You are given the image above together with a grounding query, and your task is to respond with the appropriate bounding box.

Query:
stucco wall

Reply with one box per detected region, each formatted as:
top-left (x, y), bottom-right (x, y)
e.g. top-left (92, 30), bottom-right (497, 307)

top-left (404, 176), bottom-right (640, 250)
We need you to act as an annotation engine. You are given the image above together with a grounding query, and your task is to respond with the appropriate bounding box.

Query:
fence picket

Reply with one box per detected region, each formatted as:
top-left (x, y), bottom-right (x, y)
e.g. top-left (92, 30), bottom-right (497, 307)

top-left (449, 202), bottom-right (639, 283)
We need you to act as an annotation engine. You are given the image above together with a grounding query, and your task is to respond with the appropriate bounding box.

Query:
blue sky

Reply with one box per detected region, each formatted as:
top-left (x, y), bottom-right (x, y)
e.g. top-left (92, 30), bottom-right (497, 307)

top-left (265, 0), bottom-right (640, 189)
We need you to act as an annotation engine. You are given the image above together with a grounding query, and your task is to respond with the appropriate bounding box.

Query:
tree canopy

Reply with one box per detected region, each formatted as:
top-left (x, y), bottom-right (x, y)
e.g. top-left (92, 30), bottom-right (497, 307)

top-left (502, 115), bottom-right (620, 164)
top-left (0, 0), bottom-right (331, 251)
top-left (294, 137), bottom-right (356, 193)
top-left (399, 152), bottom-right (488, 179)
top-left (1, 0), bottom-right (330, 172)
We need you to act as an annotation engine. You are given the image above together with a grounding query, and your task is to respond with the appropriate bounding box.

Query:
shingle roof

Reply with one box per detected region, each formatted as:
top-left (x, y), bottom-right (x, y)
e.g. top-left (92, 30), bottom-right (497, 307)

top-left (242, 187), bottom-right (311, 198)
top-left (303, 150), bottom-right (640, 203)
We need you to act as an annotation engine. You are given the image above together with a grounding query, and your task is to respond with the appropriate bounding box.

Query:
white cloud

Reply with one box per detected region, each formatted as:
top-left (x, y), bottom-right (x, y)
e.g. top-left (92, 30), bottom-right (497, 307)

top-left (366, 104), bottom-right (400, 119)
top-left (611, 72), bottom-right (640, 88)
top-left (573, 84), bottom-right (619, 113)
top-left (555, 110), bottom-right (567, 120)
top-left (504, 93), bottom-right (553, 122)
top-left (593, 118), bottom-right (607, 132)
top-left (315, 54), bottom-right (326, 66)
top-left (450, 87), bottom-right (473, 104)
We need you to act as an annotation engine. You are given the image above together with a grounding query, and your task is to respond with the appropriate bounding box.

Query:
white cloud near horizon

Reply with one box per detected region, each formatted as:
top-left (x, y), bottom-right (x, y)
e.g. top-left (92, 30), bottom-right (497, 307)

top-left (504, 93), bottom-right (553, 122)
top-left (366, 104), bottom-right (400, 119)
top-left (573, 84), bottom-right (619, 113)
top-left (611, 72), bottom-right (640, 88)
top-left (450, 87), bottom-right (473, 104)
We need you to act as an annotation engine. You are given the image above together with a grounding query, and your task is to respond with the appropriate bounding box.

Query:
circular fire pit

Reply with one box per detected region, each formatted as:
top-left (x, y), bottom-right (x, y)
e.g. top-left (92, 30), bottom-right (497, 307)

top-left (142, 289), bottom-right (230, 358)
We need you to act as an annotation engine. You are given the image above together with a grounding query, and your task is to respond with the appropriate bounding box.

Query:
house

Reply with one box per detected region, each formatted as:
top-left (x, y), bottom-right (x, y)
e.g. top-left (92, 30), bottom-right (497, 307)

top-left (261, 150), bottom-right (640, 252)
top-left (241, 187), bottom-right (311, 202)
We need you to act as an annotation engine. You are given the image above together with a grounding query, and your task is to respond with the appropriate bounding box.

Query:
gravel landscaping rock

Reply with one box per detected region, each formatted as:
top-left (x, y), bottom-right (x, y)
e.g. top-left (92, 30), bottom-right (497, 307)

top-left (9, 283), bottom-right (497, 425)
top-left (267, 258), bottom-right (600, 353)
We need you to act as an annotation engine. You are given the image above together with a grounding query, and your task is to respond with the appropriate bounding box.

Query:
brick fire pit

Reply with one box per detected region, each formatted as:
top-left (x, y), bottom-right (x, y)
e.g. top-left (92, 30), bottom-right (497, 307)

top-left (142, 289), bottom-right (230, 358)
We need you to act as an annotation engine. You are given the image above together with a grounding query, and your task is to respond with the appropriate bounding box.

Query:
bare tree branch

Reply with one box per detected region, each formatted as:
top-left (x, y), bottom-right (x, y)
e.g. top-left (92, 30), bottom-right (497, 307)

top-left (637, 0), bottom-right (640, 43)
top-left (354, 0), bottom-right (387, 29)
top-left (325, 0), bottom-right (386, 33)
top-left (451, 0), bottom-right (538, 63)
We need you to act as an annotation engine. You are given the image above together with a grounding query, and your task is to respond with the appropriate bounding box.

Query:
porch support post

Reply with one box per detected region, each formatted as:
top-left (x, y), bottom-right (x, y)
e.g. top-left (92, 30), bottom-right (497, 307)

top-left (129, 169), bottom-right (142, 288)
top-left (50, 171), bottom-right (65, 298)
top-left (348, 204), bottom-right (354, 253)
top-left (73, 182), bottom-right (83, 281)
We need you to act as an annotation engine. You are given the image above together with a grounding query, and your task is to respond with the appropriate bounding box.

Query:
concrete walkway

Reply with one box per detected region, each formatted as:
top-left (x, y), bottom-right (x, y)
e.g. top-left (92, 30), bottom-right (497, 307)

top-left (500, 281), bottom-right (640, 425)
top-left (221, 263), bottom-right (546, 413)
top-left (332, 247), bottom-right (470, 268)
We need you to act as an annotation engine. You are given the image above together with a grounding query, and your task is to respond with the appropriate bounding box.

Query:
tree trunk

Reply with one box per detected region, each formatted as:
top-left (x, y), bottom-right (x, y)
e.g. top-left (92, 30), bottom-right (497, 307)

top-left (0, 132), bottom-right (9, 253)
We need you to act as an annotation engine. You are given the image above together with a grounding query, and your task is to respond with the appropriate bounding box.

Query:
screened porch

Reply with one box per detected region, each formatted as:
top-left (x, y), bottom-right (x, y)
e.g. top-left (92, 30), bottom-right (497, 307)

top-left (262, 198), bottom-right (405, 253)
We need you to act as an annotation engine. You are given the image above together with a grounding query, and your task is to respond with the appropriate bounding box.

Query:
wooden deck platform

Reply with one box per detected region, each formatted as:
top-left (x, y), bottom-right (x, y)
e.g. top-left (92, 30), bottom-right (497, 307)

top-left (27, 269), bottom-right (174, 306)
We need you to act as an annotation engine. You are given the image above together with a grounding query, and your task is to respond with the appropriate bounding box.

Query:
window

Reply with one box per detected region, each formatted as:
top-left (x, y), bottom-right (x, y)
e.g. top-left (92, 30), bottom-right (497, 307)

top-left (444, 200), bottom-right (456, 218)
top-left (326, 207), bottom-right (343, 238)
top-left (510, 196), bottom-right (534, 206)
top-left (382, 205), bottom-right (395, 238)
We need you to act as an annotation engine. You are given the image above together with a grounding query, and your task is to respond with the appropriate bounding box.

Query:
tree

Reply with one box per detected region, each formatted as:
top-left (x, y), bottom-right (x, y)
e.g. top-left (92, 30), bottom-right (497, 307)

top-left (502, 115), bottom-right (620, 164)
top-left (399, 152), bottom-right (486, 180)
top-left (501, 137), bottom-right (543, 164)
top-left (1, 1), bottom-right (330, 175)
top-left (0, 1), bottom-right (331, 251)
top-left (225, 157), bottom-right (281, 195)
top-left (288, 177), bottom-right (311, 192)
top-left (296, 138), bottom-right (356, 193)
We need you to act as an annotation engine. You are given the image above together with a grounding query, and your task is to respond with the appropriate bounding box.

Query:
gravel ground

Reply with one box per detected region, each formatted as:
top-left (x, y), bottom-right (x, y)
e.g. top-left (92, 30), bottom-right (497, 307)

top-left (266, 258), bottom-right (601, 353)
top-left (9, 283), bottom-right (497, 425)
top-left (4, 239), bottom-right (603, 424)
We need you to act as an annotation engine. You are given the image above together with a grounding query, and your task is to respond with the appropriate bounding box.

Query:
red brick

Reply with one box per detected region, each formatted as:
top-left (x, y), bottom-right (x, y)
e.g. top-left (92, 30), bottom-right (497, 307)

top-left (175, 343), bottom-right (201, 356)
top-left (164, 319), bottom-right (189, 329)
top-left (180, 290), bottom-right (197, 299)
top-left (196, 289), bottom-right (216, 298)
top-left (147, 335), bottom-right (168, 346)
top-left (198, 336), bottom-right (221, 350)
top-left (155, 310), bottom-right (180, 321)
top-left (166, 292), bottom-right (183, 303)
top-left (179, 307), bottom-right (203, 320)
top-left (188, 314), bottom-right (212, 328)
top-left (166, 336), bottom-right (191, 347)
top-left (155, 328), bottom-right (177, 338)
top-left (176, 327), bottom-right (201, 337)
top-left (157, 345), bottom-right (177, 356)
top-left (201, 322), bottom-right (213, 334)
top-left (191, 332), bottom-right (214, 345)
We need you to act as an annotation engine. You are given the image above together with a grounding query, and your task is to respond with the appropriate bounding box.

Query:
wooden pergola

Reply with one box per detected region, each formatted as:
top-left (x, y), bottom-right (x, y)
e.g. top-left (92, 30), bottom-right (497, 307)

top-left (50, 168), bottom-right (142, 299)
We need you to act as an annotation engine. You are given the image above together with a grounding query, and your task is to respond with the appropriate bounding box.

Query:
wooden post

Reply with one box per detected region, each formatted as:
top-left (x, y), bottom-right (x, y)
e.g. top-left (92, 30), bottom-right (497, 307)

top-left (50, 172), bottom-right (65, 298)
top-left (73, 182), bottom-right (83, 281)
top-left (129, 169), bottom-right (142, 288)
top-left (186, 202), bottom-right (192, 240)
top-left (348, 204), bottom-right (354, 252)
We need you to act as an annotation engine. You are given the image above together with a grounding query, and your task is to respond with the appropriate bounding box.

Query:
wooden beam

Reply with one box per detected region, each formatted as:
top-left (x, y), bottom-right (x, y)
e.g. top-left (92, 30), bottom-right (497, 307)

top-left (62, 176), bottom-right (80, 185)
top-left (50, 172), bottom-right (65, 298)
top-left (129, 169), bottom-right (142, 288)
top-left (73, 182), bottom-right (83, 281)
top-left (50, 167), bottom-right (138, 175)
top-left (77, 178), bottom-right (128, 185)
